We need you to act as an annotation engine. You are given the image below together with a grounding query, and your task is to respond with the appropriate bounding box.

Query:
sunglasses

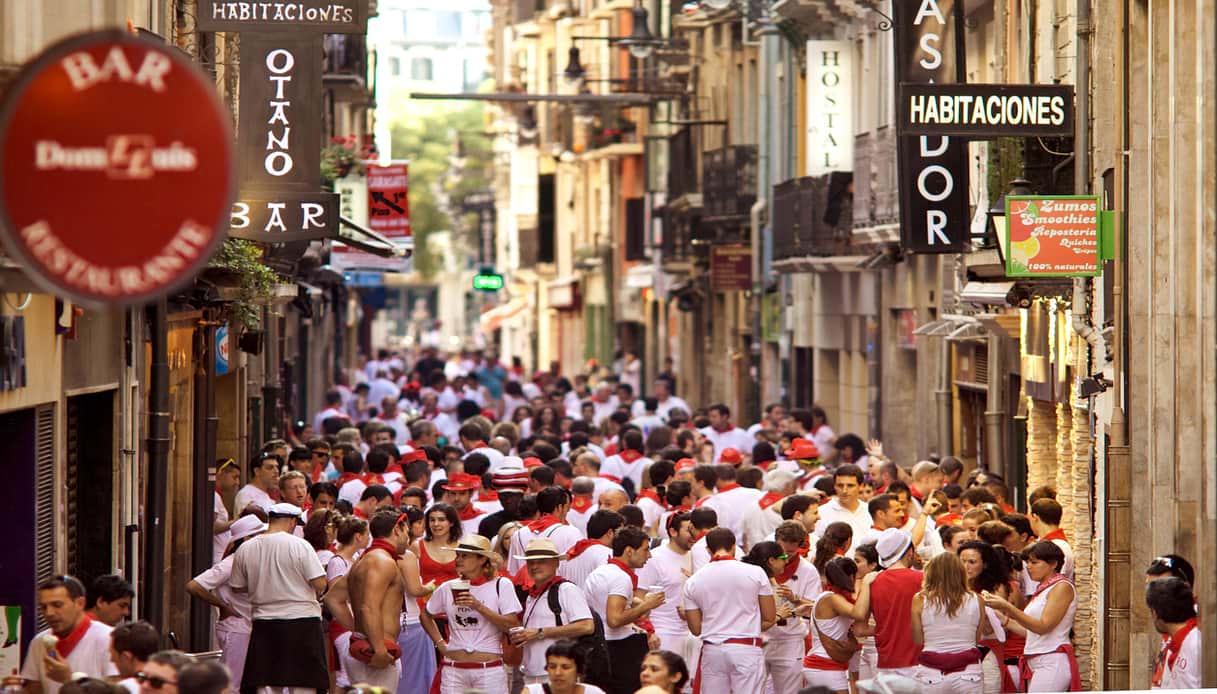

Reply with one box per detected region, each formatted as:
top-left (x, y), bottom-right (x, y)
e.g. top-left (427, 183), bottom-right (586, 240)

top-left (775, 554), bottom-right (791, 560)
top-left (312, 451), bottom-right (331, 458)
top-left (136, 673), bottom-right (177, 690)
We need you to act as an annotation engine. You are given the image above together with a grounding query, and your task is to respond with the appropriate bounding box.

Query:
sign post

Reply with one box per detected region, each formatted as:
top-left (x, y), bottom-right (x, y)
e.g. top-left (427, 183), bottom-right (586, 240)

top-left (0, 31), bottom-right (235, 305)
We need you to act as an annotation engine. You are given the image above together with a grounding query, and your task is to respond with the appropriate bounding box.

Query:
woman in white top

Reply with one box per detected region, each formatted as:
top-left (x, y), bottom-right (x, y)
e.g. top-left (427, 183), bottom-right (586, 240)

top-left (851, 543), bottom-right (880, 681)
top-left (521, 641), bottom-right (608, 694)
top-left (802, 557), bottom-right (862, 694)
top-left (911, 552), bottom-right (992, 693)
top-left (395, 507), bottom-right (438, 694)
top-left (982, 541), bottom-right (1078, 692)
top-left (303, 509), bottom-right (339, 567)
top-left (327, 515), bottom-right (369, 582)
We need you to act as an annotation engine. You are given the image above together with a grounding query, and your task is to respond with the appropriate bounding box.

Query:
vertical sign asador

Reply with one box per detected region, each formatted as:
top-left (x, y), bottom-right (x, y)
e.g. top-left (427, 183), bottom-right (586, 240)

top-left (894, 0), bottom-right (970, 253)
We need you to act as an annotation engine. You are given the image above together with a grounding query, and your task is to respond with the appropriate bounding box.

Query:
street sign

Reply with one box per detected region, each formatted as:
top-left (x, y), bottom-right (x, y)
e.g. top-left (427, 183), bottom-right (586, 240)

top-left (710, 243), bottom-right (751, 292)
top-left (899, 83), bottom-right (1075, 137)
top-left (0, 30), bottom-right (235, 305)
top-left (893, 0), bottom-right (970, 253)
top-left (196, 0), bottom-right (369, 34)
top-left (216, 324), bottom-right (230, 375)
top-left (367, 163), bottom-right (411, 237)
top-left (1004, 196), bottom-right (1101, 277)
top-left (473, 270), bottom-right (505, 292)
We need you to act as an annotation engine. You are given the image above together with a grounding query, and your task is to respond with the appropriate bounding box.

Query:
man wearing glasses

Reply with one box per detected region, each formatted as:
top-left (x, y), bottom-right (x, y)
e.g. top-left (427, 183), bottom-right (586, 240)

top-left (2, 575), bottom-right (118, 694)
top-left (136, 651), bottom-right (194, 694)
top-left (234, 453), bottom-right (281, 515)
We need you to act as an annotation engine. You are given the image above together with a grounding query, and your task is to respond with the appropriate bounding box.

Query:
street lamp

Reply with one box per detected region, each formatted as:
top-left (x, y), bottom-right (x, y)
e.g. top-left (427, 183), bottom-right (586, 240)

top-left (988, 177), bottom-right (1033, 256)
top-left (616, 4), bottom-right (661, 60)
top-left (563, 46), bottom-right (586, 85)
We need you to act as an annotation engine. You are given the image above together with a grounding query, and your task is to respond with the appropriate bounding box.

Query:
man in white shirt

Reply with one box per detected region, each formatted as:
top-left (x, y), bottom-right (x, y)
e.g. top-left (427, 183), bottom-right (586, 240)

top-left (583, 526), bottom-right (664, 694)
top-left (109, 621), bottom-right (158, 694)
top-left (740, 469), bottom-right (800, 550)
top-left (856, 493), bottom-right (906, 548)
top-left (598, 430), bottom-right (651, 493)
top-left (234, 452), bottom-right (281, 514)
top-left (213, 458), bottom-right (241, 563)
top-left (1147, 576), bottom-right (1200, 690)
top-left (559, 510), bottom-right (622, 588)
top-left (566, 478), bottom-right (598, 536)
top-left (768, 521), bottom-right (823, 694)
top-left (746, 403), bottom-right (787, 436)
top-left (589, 382), bottom-right (620, 425)
top-left (814, 464), bottom-right (873, 542)
top-left (699, 404), bottom-right (755, 463)
top-left (689, 507), bottom-right (741, 571)
top-left (458, 423), bottom-right (506, 473)
top-left (652, 380), bottom-right (690, 421)
top-left (630, 398), bottom-right (666, 436)
top-left (367, 370), bottom-right (401, 407)
top-left (6, 576), bottom-right (118, 694)
top-left (1030, 498), bottom-right (1075, 581)
top-left (507, 487), bottom-right (583, 576)
top-left (573, 453), bottom-right (626, 504)
top-left (510, 539), bottom-right (596, 687)
top-left (313, 390), bottom-right (346, 435)
top-left (706, 464), bottom-right (763, 543)
top-left (229, 503), bottom-right (329, 693)
top-left (372, 397), bottom-right (412, 448)
top-left (683, 527), bottom-right (777, 694)
top-left (636, 511), bottom-right (699, 675)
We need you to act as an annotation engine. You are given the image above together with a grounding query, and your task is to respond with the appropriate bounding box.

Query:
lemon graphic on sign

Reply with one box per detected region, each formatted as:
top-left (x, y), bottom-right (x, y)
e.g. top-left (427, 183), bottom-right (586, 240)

top-left (1012, 236), bottom-right (1040, 259)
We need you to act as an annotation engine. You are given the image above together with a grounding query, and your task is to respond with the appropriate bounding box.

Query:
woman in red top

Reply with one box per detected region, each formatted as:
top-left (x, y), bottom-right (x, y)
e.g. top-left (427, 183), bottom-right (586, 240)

top-left (417, 503), bottom-right (461, 586)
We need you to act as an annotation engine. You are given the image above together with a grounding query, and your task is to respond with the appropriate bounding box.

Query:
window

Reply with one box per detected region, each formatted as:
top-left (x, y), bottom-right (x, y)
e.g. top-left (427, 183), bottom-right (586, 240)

top-left (412, 57), bottom-right (434, 81)
top-left (388, 56), bottom-right (401, 76)
top-left (437, 11), bottom-right (462, 39)
top-left (464, 59), bottom-right (485, 91)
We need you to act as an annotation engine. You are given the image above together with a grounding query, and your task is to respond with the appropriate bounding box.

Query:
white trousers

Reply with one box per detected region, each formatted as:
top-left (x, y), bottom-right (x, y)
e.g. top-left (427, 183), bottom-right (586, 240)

top-left (802, 667), bottom-right (849, 692)
top-left (913, 664), bottom-right (984, 694)
top-left (763, 638), bottom-right (805, 694)
top-left (658, 631), bottom-right (700, 690)
top-left (334, 632), bottom-right (402, 690)
top-left (440, 661), bottom-right (509, 694)
top-left (1026, 652), bottom-right (1072, 692)
top-left (215, 624), bottom-right (250, 687)
top-left (698, 643), bottom-right (765, 694)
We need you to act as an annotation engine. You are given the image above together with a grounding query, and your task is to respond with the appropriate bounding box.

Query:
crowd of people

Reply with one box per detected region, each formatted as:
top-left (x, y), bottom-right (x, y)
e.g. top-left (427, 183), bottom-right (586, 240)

top-left (3, 346), bottom-right (1203, 694)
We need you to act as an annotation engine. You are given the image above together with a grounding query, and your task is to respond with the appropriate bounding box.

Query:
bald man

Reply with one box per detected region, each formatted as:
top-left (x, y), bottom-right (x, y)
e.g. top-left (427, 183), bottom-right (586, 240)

top-left (599, 489), bottom-right (629, 514)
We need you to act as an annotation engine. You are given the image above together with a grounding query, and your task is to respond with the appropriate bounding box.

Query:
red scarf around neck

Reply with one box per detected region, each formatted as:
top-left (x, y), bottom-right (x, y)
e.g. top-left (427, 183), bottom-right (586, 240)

top-left (1029, 573), bottom-right (1072, 602)
top-left (457, 504), bottom-right (485, 521)
top-left (525, 514), bottom-right (563, 532)
top-left (1154, 618), bottom-right (1199, 686)
top-left (338, 472), bottom-right (362, 486)
top-left (758, 492), bottom-right (784, 510)
top-left (1041, 528), bottom-right (1068, 543)
top-left (528, 576), bottom-right (564, 599)
top-left (600, 474), bottom-right (624, 484)
top-left (479, 490), bottom-right (500, 502)
top-left (694, 495), bottom-right (713, 508)
top-left (620, 450), bottom-right (644, 464)
top-left (608, 558), bottom-right (639, 590)
top-left (570, 496), bottom-right (593, 513)
top-left (775, 556), bottom-right (801, 585)
top-left (710, 554), bottom-right (736, 563)
top-left (353, 507), bottom-right (368, 519)
top-left (55, 613), bottom-right (94, 658)
top-left (367, 538), bottom-right (401, 561)
top-left (636, 489), bottom-right (664, 507)
top-left (468, 574), bottom-right (492, 587)
top-left (717, 483), bottom-right (740, 493)
top-left (566, 538), bottom-right (604, 560)
top-left (826, 584), bottom-right (856, 604)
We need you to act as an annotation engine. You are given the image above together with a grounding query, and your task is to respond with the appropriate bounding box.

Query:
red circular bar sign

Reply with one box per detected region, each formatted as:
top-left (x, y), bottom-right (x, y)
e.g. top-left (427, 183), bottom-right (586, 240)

top-left (0, 30), bottom-right (235, 305)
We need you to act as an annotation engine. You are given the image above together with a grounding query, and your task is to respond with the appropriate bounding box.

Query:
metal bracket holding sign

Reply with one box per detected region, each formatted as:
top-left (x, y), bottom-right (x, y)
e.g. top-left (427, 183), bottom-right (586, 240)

top-left (1004, 195), bottom-right (1101, 277)
top-left (898, 83), bottom-right (1075, 137)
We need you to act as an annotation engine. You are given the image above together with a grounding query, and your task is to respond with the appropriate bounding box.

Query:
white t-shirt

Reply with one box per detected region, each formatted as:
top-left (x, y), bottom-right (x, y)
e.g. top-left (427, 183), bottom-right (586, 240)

top-left (467, 446), bottom-right (507, 473)
top-left (21, 621), bottom-right (118, 694)
top-left (769, 557), bottom-right (822, 640)
top-left (631, 413), bottom-right (665, 437)
top-left (558, 544), bottom-right (613, 589)
top-left (508, 522), bottom-right (584, 576)
top-left (591, 398), bottom-right (619, 425)
top-left (689, 535), bottom-right (742, 572)
top-left (338, 478), bottom-right (368, 507)
top-left (740, 498), bottom-right (784, 550)
top-left (710, 485), bottom-right (765, 542)
top-left (810, 425), bottom-right (836, 457)
top-left (590, 476), bottom-right (627, 504)
top-left (599, 454), bottom-right (651, 492)
top-left (230, 531), bottom-right (325, 620)
top-left (1158, 626), bottom-right (1201, 689)
top-left (193, 554), bottom-right (254, 632)
top-left (313, 406), bottom-right (345, 433)
top-left (327, 554), bottom-right (355, 584)
top-left (655, 396), bottom-right (691, 420)
top-left (698, 426), bottom-right (755, 462)
top-left (521, 581), bottom-right (594, 676)
top-left (214, 491), bottom-right (231, 564)
top-left (814, 497), bottom-right (873, 545)
top-left (426, 576), bottom-right (522, 655)
top-left (683, 558), bottom-right (773, 642)
top-left (636, 544), bottom-right (692, 636)
top-left (635, 494), bottom-right (666, 533)
top-left (233, 483), bottom-right (274, 513)
top-left (374, 412), bottom-right (412, 446)
top-left (583, 562), bottom-right (639, 641)
top-left (566, 502), bottom-right (595, 537)
top-left (524, 684), bottom-right (606, 694)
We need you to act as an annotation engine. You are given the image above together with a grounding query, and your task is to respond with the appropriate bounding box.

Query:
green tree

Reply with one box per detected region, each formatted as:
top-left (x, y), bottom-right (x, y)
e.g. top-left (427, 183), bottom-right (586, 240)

top-left (389, 101), bottom-right (493, 278)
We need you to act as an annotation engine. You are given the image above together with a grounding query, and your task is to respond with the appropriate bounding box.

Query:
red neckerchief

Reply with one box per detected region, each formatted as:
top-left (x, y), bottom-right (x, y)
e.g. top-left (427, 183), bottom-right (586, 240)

top-left (525, 514), bottom-right (562, 532)
top-left (709, 554), bottom-right (736, 563)
top-left (910, 487), bottom-right (924, 501)
top-left (620, 450), bottom-right (643, 464)
top-left (468, 575), bottom-right (492, 587)
top-left (1041, 528), bottom-right (1068, 543)
top-left (811, 424), bottom-right (822, 435)
top-left (353, 507), bottom-right (368, 519)
top-left (479, 490), bottom-right (500, 502)
top-left (367, 538), bottom-right (401, 561)
top-left (874, 484), bottom-right (888, 494)
top-left (775, 556), bottom-right (801, 584)
top-left (758, 492), bottom-right (784, 510)
top-left (1001, 503), bottom-right (1015, 513)
top-left (528, 576), bottom-right (564, 599)
top-left (457, 504), bottom-right (485, 521)
top-left (570, 495), bottom-right (593, 513)
top-left (717, 483), bottom-right (740, 493)
top-left (600, 474), bottom-right (624, 484)
top-left (338, 472), bottom-right (362, 486)
top-left (695, 495), bottom-right (713, 508)
top-left (669, 505), bottom-right (691, 515)
top-left (937, 512), bottom-right (962, 526)
top-left (310, 465), bottom-right (324, 483)
top-left (1029, 573), bottom-right (1072, 602)
top-left (55, 614), bottom-right (94, 658)
top-left (301, 501), bottom-right (312, 513)
top-left (636, 489), bottom-right (665, 507)
top-left (603, 442), bottom-right (618, 456)
top-left (362, 473), bottom-right (385, 486)
top-left (608, 558), bottom-right (639, 590)
top-left (566, 538), bottom-right (603, 559)
top-left (694, 530), bottom-right (708, 542)
top-left (825, 584), bottom-right (856, 604)
top-left (1153, 618), bottom-right (1199, 686)
top-left (385, 462), bottom-right (404, 476)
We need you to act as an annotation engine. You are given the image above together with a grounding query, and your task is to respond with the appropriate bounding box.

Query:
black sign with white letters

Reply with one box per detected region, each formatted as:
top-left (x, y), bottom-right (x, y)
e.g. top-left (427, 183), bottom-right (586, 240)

top-left (197, 1), bottom-right (368, 33)
top-left (893, 0), bottom-right (970, 253)
top-left (899, 83), bottom-right (1075, 137)
top-left (227, 192), bottom-right (339, 240)
top-left (237, 34), bottom-right (322, 191)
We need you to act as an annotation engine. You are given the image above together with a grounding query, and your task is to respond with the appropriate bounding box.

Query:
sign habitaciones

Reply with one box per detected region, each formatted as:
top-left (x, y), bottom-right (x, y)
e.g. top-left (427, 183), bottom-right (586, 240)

top-left (197, 1), bottom-right (368, 33)
top-left (899, 83), bottom-right (1075, 137)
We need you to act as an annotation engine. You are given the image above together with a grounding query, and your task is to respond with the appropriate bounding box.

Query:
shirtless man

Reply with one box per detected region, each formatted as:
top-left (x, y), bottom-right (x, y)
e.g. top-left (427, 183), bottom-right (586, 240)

top-left (325, 508), bottom-right (412, 688)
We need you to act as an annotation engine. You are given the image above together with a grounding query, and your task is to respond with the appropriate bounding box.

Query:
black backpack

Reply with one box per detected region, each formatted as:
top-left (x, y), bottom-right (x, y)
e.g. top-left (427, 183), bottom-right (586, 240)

top-left (546, 578), bottom-right (612, 686)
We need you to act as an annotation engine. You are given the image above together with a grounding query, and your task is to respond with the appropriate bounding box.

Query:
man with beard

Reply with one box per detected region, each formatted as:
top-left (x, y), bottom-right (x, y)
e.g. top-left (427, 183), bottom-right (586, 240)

top-left (4, 576), bottom-right (117, 694)
top-left (326, 509), bottom-right (413, 689)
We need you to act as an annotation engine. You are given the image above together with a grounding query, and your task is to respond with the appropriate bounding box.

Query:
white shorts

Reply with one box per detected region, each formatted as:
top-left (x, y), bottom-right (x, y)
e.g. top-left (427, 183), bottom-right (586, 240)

top-left (214, 624), bottom-right (251, 687)
top-left (803, 667), bottom-right (849, 692)
top-left (698, 642), bottom-right (765, 693)
top-left (439, 660), bottom-right (508, 694)
top-left (763, 638), bottom-right (805, 694)
top-left (1026, 652), bottom-right (1072, 692)
top-left (334, 631), bottom-right (402, 690)
top-left (913, 664), bottom-right (983, 694)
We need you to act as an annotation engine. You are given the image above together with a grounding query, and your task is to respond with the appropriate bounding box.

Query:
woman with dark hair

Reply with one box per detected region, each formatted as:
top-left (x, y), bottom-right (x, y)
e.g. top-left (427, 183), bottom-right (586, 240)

top-left (303, 508), bottom-right (339, 565)
top-left (417, 503), bottom-right (461, 587)
top-left (533, 406), bottom-right (562, 436)
top-left (852, 543), bottom-right (880, 681)
top-left (982, 541), bottom-right (1077, 692)
top-left (327, 515), bottom-right (368, 582)
top-left (833, 434), bottom-right (866, 465)
top-left (1145, 553), bottom-right (1195, 587)
top-left (513, 405), bottom-right (535, 437)
top-left (802, 557), bottom-right (861, 694)
top-left (813, 522), bottom-right (854, 577)
top-left (638, 650), bottom-right (690, 694)
top-left (958, 540), bottom-right (1010, 596)
top-left (522, 640), bottom-right (608, 694)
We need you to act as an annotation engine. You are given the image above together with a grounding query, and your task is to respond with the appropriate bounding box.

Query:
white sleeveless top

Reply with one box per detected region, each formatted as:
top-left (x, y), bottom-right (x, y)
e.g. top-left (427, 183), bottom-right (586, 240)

top-left (920, 593), bottom-right (981, 653)
top-left (1024, 580), bottom-right (1075, 655)
top-left (807, 592), bottom-right (853, 664)
top-left (401, 553), bottom-right (421, 625)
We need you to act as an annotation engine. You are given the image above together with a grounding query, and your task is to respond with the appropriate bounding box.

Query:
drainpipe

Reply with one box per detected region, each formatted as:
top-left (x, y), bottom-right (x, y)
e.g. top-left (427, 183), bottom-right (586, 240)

top-left (190, 310), bottom-right (219, 650)
top-left (750, 18), bottom-right (778, 422)
top-left (936, 336), bottom-right (953, 456)
top-left (142, 299), bottom-right (170, 632)
top-left (982, 333), bottom-right (1005, 473)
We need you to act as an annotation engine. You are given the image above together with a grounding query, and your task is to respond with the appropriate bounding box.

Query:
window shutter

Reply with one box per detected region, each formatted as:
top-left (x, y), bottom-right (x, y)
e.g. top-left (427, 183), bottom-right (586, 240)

top-left (34, 404), bottom-right (55, 633)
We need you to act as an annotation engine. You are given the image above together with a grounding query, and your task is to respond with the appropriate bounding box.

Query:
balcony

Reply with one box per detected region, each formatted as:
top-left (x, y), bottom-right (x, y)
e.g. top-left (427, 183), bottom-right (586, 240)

top-left (323, 34), bottom-right (367, 86)
top-left (667, 127), bottom-right (699, 203)
top-left (702, 145), bottom-right (756, 230)
top-left (771, 173), bottom-right (854, 266)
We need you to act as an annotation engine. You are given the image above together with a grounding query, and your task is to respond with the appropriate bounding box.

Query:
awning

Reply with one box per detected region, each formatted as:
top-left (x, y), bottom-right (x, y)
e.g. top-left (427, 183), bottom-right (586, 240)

top-left (479, 298), bottom-right (530, 333)
top-left (337, 216), bottom-right (408, 258)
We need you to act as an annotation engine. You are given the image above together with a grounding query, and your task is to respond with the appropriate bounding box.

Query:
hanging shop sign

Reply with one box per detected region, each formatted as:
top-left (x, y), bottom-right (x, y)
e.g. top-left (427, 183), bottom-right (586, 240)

top-left (1004, 195), bottom-right (1102, 277)
top-left (367, 163), bottom-right (411, 237)
top-left (710, 243), bottom-right (752, 292)
top-left (0, 30), bottom-right (235, 305)
top-left (332, 163), bottom-right (412, 272)
top-left (197, 1), bottom-right (369, 33)
top-left (899, 83), bottom-right (1075, 137)
top-left (893, 0), bottom-right (970, 254)
top-left (806, 40), bottom-right (854, 177)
